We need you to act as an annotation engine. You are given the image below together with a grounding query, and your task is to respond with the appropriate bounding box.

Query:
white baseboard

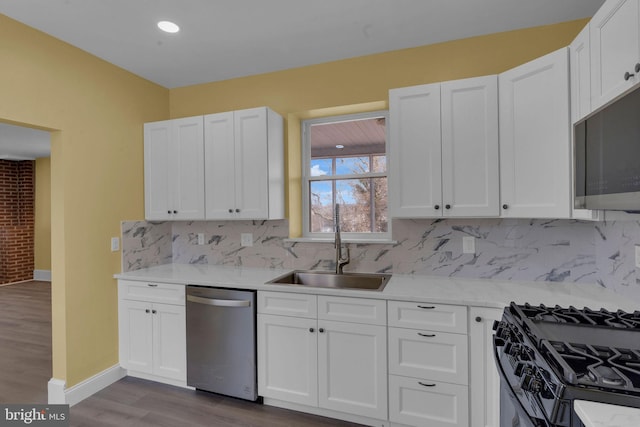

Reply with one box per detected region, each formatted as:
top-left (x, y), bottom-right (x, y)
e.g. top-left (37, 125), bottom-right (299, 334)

top-left (48, 365), bottom-right (126, 406)
top-left (33, 270), bottom-right (52, 281)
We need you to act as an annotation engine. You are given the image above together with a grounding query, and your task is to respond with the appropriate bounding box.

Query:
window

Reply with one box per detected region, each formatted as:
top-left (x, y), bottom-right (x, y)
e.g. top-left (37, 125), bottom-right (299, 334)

top-left (302, 111), bottom-right (389, 240)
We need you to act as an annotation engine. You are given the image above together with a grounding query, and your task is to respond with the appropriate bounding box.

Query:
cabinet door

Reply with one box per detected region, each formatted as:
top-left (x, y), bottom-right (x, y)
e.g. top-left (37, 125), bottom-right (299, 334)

top-left (204, 111), bottom-right (236, 219)
top-left (389, 83), bottom-right (443, 217)
top-left (171, 116), bottom-right (205, 220)
top-left (590, 0), bottom-right (640, 110)
top-left (441, 75), bottom-right (499, 217)
top-left (118, 299), bottom-right (153, 374)
top-left (257, 314), bottom-right (318, 406)
top-left (571, 24), bottom-right (592, 123)
top-left (389, 375), bottom-right (469, 427)
top-left (152, 303), bottom-right (186, 381)
top-left (499, 48), bottom-right (571, 218)
top-left (317, 320), bottom-right (387, 420)
top-left (144, 121), bottom-right (172, 220)
top-left (234, 107), bottom-right (270, 219)
top-left (469, 307), bottom-right (503, 427)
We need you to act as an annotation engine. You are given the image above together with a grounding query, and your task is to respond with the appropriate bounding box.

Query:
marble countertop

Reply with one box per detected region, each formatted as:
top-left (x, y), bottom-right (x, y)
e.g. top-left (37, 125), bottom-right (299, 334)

top-left (114, 263), bottom-right (638, 311)
top-left (575, 400), bottom-right (640, 427)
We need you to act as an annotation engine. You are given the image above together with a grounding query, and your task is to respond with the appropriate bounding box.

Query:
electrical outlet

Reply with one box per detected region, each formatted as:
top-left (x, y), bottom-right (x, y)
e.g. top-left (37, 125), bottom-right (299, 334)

top-left (241, 233), bottom-right (253, 247)
top-left (462, 236), bottom-right (475, 254)
top-left (635, 245), bottom-right (640, 268)
top-left (110, 237), bottom-right (120, 252)
top-left (197, 233), bottom-right (205, 245)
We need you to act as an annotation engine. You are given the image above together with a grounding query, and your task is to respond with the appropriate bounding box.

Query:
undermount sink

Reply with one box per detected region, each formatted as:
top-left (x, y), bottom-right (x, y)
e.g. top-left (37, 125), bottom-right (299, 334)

top-left (266, 270), bottom-right (391, 291)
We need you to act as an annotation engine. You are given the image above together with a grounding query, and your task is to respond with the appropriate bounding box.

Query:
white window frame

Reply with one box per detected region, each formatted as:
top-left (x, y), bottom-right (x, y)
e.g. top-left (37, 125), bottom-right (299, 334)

top-left (302, 110), bottom-right (390, 242)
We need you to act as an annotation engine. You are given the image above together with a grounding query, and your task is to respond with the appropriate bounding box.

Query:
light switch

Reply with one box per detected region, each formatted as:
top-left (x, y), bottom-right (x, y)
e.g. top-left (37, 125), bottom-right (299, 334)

top-left (197, 233), bottom-right (205, 245)
top-left (111, 237), bottom-right (120, 252)
top-left (635, 245), bottom-right (640, 268)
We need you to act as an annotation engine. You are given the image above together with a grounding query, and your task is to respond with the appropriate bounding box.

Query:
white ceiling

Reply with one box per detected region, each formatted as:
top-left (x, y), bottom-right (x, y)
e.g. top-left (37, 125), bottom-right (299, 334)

top-left (0, 0), bottom-right (604, 89)
top-left (0, 123), bottom-right (50, 160)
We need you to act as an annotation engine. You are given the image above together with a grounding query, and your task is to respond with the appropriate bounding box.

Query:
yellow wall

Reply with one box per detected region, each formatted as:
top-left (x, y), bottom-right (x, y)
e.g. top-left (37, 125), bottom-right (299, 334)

top-left (170, 19), bottom-right (588, 236)
top-left (35, 157), bottom-right (51, 271)
top-left (1, 11), bottom-right (587, 390)
top-left (0, 14), bottom-right (169, 386)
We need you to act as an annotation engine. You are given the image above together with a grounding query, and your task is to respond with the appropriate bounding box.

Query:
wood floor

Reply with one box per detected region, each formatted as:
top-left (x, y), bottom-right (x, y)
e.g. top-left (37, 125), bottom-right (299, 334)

top-left (0, 281), bottom-right (362, 426)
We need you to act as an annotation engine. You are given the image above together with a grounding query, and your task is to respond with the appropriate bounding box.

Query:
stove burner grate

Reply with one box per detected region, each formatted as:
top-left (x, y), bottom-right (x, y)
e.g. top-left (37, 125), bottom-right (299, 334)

top-left (519, 303), bottom-right (640, 329)
top-left (544, 341), bottom-right (640, 391)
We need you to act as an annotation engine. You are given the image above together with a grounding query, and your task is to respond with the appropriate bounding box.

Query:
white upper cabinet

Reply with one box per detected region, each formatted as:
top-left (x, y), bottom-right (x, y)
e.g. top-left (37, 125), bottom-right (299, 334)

top-left (389, 76), bottom-right (499, 218)
top-left (590, 0), bottom-right (640, 111)
top-left (571, 23), bottom-right (592, 123)
top-left (389, 83), bottom-right (442, 217)
top-left (204, 107), bottom-right (284, 220)
top-left (144, 116), bottom-right (205, 221)
top-left (499, 48), bottom-right (571, 219)
top-left (441, 75), bottom-right (499, 217)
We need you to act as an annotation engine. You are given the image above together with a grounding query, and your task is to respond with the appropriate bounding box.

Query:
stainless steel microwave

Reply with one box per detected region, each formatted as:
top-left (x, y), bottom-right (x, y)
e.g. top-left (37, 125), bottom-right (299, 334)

top-left (574, 85), bottom-right (640, 211)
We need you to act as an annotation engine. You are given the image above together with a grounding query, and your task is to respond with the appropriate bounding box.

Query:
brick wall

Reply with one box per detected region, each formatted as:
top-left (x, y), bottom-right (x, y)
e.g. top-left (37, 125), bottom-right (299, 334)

top-left (0, 160), bottom-right (35, 284)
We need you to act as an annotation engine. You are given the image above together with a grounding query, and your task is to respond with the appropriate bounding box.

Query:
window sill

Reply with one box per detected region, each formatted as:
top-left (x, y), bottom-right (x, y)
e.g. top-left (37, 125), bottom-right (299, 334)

top-left (285, 237), bottom-right (397, 245)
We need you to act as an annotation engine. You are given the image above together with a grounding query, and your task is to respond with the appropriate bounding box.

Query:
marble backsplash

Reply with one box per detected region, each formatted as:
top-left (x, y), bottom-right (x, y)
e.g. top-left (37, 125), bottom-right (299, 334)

top-left (121, 218), bottom-right (640, 303)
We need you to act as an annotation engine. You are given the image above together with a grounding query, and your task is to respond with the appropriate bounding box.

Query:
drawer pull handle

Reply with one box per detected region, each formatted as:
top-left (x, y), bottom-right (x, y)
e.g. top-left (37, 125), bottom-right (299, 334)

top-left (418, 382), bottom-right (436, 387)
top-left (418, 333), bottom-right (436, 338)
top-left (417, 305), bottom-right (435, 309)
top-left (147, 284), bottom-right (158, 287)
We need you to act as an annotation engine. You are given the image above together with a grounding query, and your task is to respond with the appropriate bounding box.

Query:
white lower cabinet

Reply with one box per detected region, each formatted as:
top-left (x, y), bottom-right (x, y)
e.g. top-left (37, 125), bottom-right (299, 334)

top-left (469, 307), bottom-right (503, 427)
top-left (117, 280), bottom-right (186, 384)
top-left (257, 292), bottom-right (388, 424)
top-left (388, 300), bottom-right (469, 427)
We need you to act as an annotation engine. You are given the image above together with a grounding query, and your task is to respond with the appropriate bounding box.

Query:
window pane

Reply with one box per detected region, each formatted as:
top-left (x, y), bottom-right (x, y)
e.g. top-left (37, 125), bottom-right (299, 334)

top-left (310, 181), bottom-right (334, 233)
top-left (336, 156), bottom-right (369, 175)
top-left (336, 179), bottom-right (371, 232)
top-left (373, 177), bottom-right (388, 232)
top-left (310, 158), bottom-right (332, 176)
top-left (372, 155), bottom-right (387, 173)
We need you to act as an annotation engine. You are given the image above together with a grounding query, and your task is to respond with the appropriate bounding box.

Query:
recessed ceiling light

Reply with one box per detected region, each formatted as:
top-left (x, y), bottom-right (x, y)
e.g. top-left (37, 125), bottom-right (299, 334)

top-left (157, 21), bottom-right (180, 33)
top-left (335, 144), bottom-right (345, 149)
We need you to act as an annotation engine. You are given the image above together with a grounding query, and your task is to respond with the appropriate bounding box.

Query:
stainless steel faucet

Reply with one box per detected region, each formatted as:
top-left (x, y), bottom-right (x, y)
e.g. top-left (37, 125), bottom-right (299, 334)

top-left (334, 204), bottom-right (350, 274)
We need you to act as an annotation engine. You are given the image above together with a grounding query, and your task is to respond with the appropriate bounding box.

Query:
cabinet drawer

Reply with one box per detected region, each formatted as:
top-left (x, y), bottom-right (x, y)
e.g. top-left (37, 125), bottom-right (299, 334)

top-left (118, 280), bottom-right (185, 305)
top-left (389, 375), bottom-right (469, 427)
top-left (317, 295), bottom-right (386, 325)
top-left (258, 291), bottom-right (317, 318)
top-left (388, 300), bottom-right (467, 333)
top-left (388, 327), bottom-right (468, 385)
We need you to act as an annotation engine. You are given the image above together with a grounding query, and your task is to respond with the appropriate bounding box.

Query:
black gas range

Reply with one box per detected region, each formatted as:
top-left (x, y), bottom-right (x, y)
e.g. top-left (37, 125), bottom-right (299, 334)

top-left (493, 302), bottom-right (640, 427)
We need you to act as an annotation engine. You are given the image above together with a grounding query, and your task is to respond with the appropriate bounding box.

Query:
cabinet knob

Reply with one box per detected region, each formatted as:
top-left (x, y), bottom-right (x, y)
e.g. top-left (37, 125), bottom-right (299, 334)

top-left (636, 63), bottom-right (640, 73)
top-left (445, 204), bottom-right (451, 210)
top-left (625, 71), bottom-right (635, 81)
top-left (434, 205), bottom-right (440, 210)
top-left (152, 310), bottom-right (157, 314)
top-left (309, 328), bottom-right (315, 333)
top-left (319, 328), bottom-right (325, 333)
top-left (475, 316), bottom-right (482, 322)
top-left (228, 209), bottom-right (233, 213)
top-left (145, 309), bottom-right (150, 313)
top-left (173, 210), bottom-right (178, 214)
top-left (235, 208), bottom-right (240, 213)
top-left (167, 210), bottom-right (171, 214)
top-left (502, 204), bottom-right (508, 210)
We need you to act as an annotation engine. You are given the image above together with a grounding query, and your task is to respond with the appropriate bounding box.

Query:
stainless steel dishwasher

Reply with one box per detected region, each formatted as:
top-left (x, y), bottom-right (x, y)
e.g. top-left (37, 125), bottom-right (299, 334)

top-left (186, 285), bottom-right (257, 401)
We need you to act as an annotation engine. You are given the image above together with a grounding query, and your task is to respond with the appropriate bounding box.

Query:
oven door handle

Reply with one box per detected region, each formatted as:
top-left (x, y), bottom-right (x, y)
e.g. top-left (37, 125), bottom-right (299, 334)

top-left (187, 295), bottom-right (252, 307)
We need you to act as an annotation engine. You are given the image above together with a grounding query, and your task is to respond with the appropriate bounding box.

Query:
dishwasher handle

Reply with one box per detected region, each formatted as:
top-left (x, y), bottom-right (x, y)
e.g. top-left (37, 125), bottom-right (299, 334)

top-left (187, 294), bottom-right (252, 307)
